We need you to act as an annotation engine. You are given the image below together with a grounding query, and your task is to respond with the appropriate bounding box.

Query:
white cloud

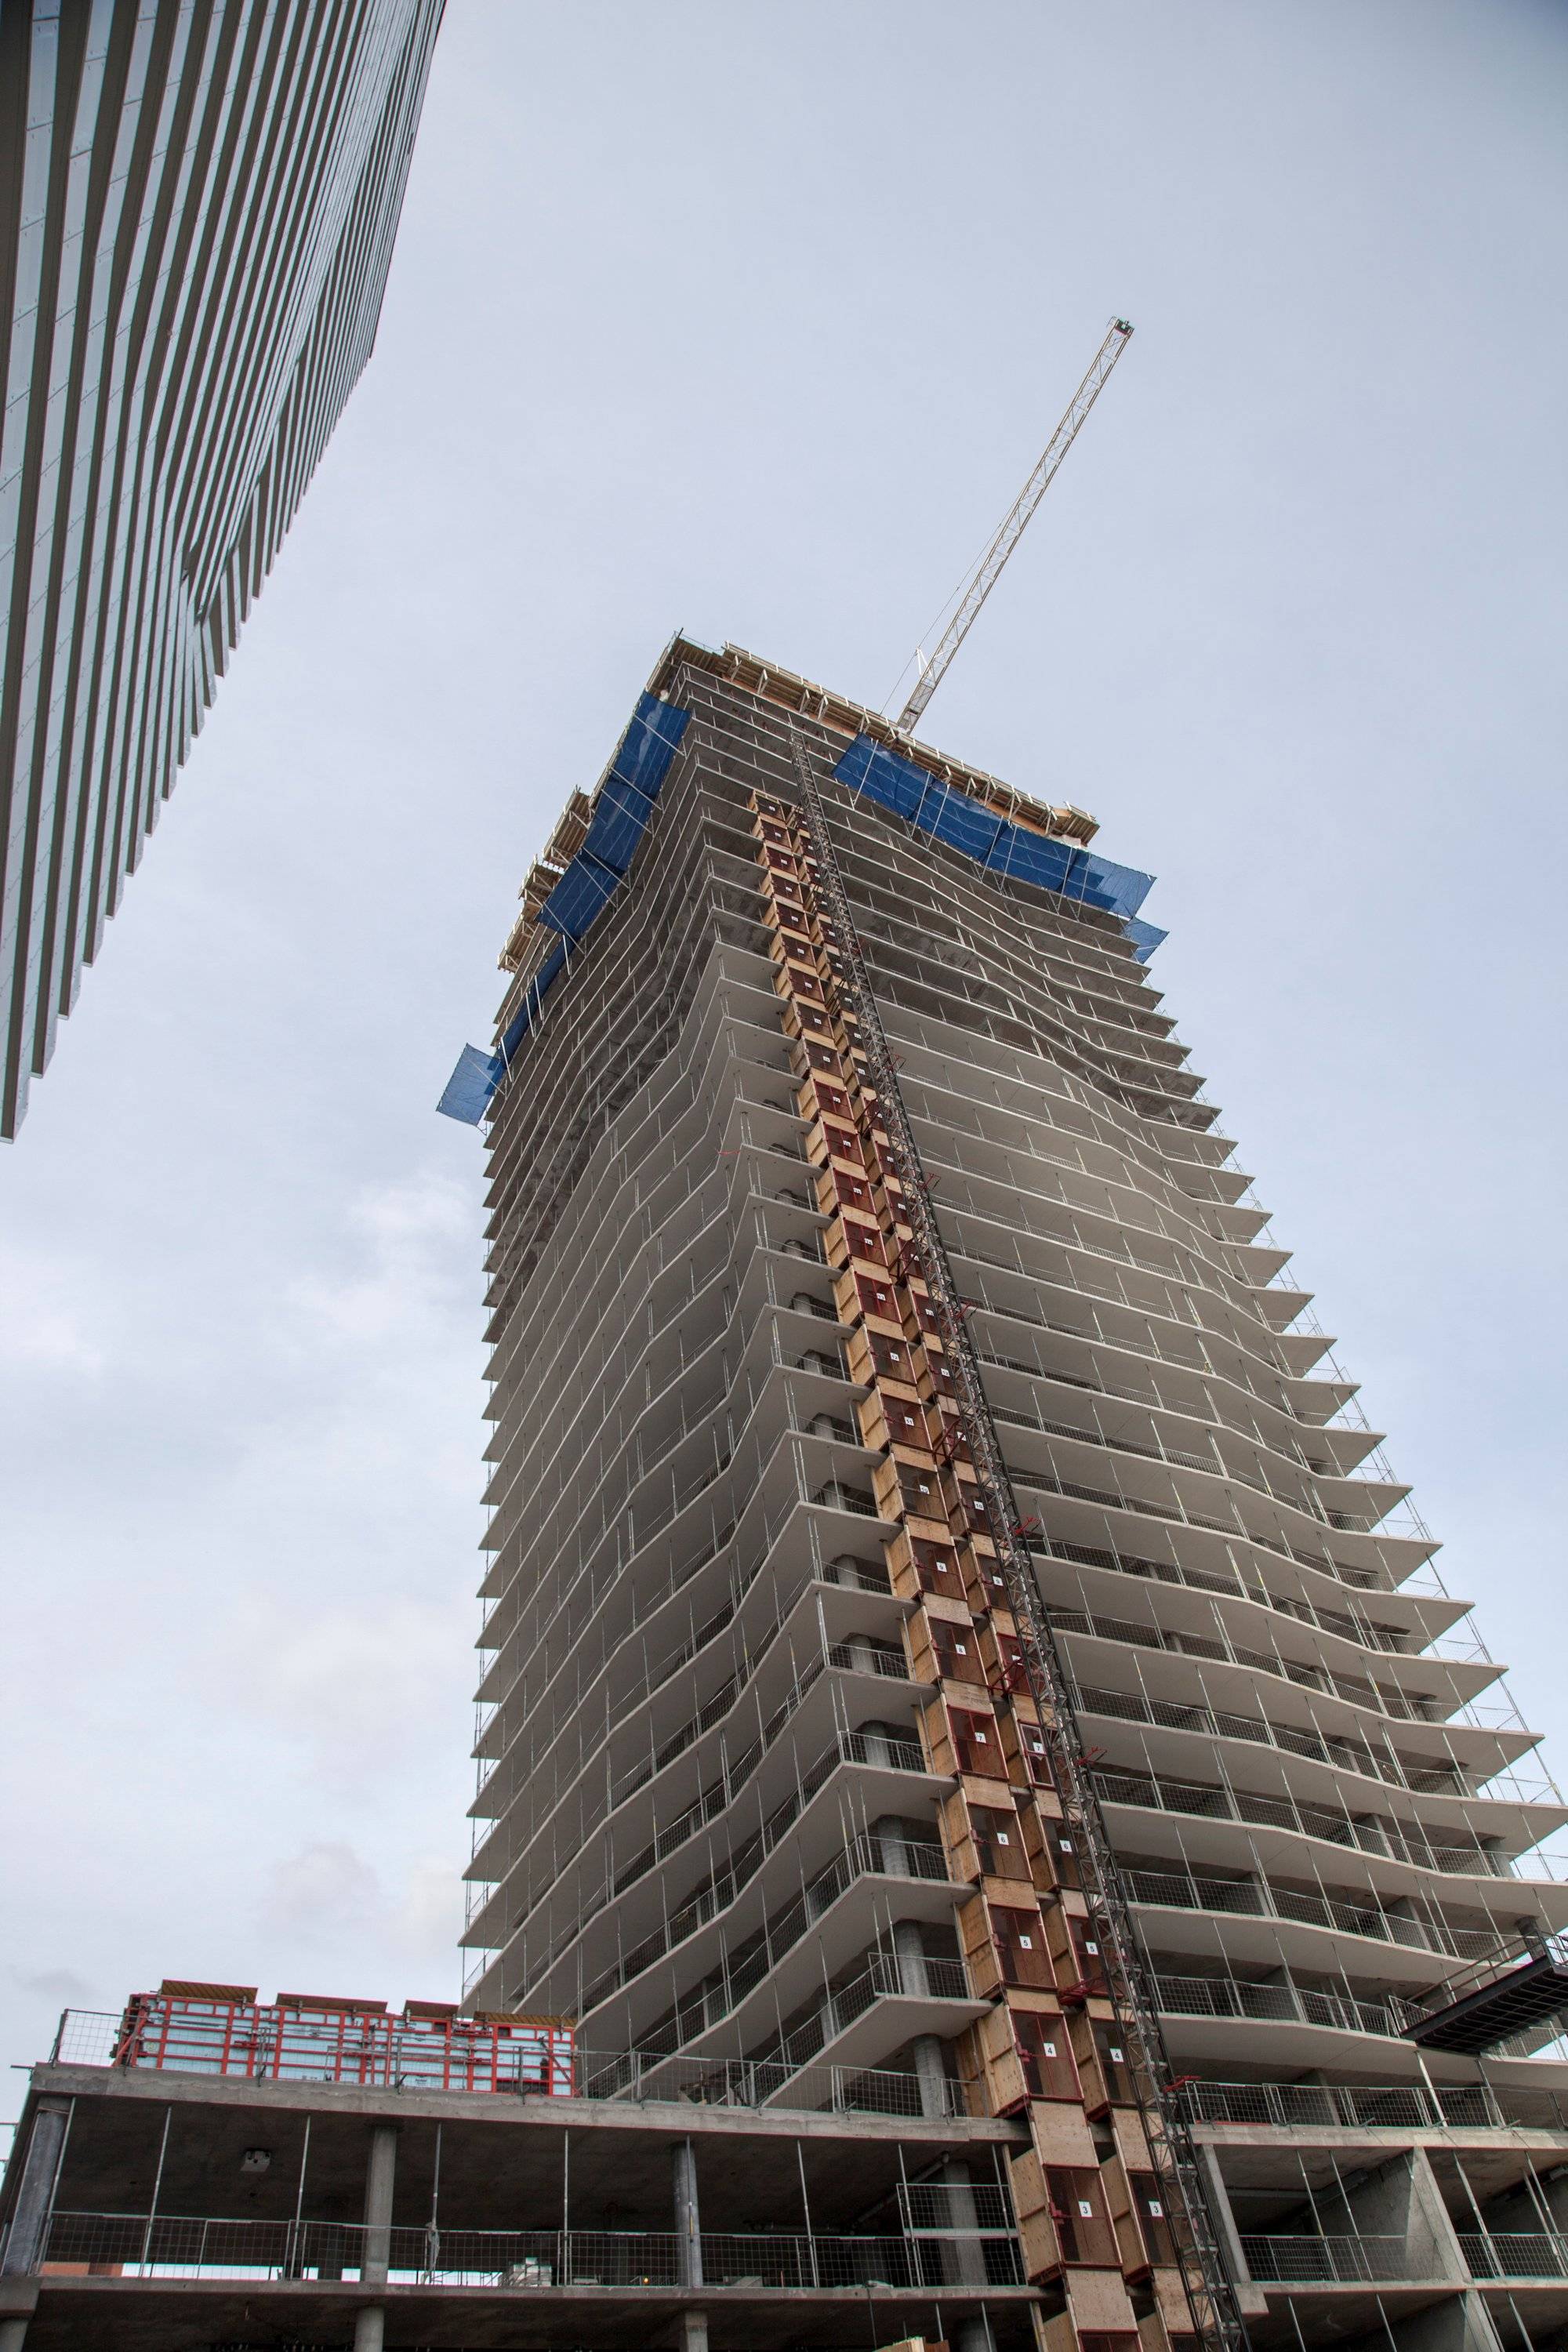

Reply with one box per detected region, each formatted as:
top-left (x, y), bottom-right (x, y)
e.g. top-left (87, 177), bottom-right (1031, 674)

top-left (263, 1842), bottom-right (383, 1940)
top-left (0, 1252), bottom-right (108, 1374)
top-left (394, 1858), bottom-right (466, 1962)
top-left (260, 1845), bottom-right (463, 1968)
top-left (280, 1170), bottom-right (471, 1351)
top-left (213, 1594), bottom-right (474, 1778)
top-left (9, 1967), bottom-right (97, 2004)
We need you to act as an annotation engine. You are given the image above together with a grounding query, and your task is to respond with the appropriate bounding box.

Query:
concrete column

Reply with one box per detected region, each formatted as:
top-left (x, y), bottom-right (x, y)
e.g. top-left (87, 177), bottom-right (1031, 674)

top-left (0, 2100), bottom-right (71, 2278)
top-left (352, 2305), bottom-right (385, 2352)
top-left (941, 2159), bottom-right (989, 2287)
top-left (859, 1719), bottom-right (900, 1767)
top-left (912, 2034), bottom-right (949, 2119)
top-left (673, 2138), bottom-right (702, 2286)
top-left (352, 2122), bottom-right (397, 2352)
top-left (873, 1813), bottom-right (910, 1875)
top-left (1195, 2146), bottom-right (1269, 2321)
top-left (1403, 2146), bottom-right (1473, 2285)
top-left (893, 1919), bottom-right (950, 2118)
top-left (893, 1918), bottom-right (929, 1995)
top-left (1391, 2295), bottom-right (1505, 2352)
top-left (952, 2316), bottom-right (994, 2352)
top-left (672, 2139), bottom-right (707, 2352)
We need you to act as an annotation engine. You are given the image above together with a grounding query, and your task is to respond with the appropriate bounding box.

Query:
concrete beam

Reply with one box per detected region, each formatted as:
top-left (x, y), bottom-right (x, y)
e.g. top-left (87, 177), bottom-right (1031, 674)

top-left (27, 2062), bottom-right (1020, 2148)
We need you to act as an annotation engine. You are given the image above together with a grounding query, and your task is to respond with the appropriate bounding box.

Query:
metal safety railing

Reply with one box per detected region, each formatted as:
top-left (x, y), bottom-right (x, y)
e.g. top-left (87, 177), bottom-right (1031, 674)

top-left (1091, 1761), bottom-right (1512, 1880)
top-left (1459, 2233), bottom-right (1568, 2280)
top-left (586, 1817), bottom-right (953, 2016)
top-left (1152, 1972), bottom-right (1402, 2039)
top-left (1004, 1496), bottom-right (1460, 1712)
top-left (575, 2046), bottom-right (975, 2118)
top-left (964, 1256), bottom-right (1361, 1460)
top-left (1176, 2080), bottom-right (1520, 2131)
top-left (27, 2211), bottom-right (1022, 2290)
top-left (470, 1477), bottom-right (915, 1975)
top-left (472, 1461), bottom-right (853, 1864)
top-left (1240, 2233), bottom-right (1409, 2284)
top-left (759, 1948), bottom-right (975, 2075)
top-left (1069, 1676), bottom-right (1465, 1801)
top-left (1125, 1864), bottom-right (1499, 1962)
top-left (1044, 1594), bottom-right (1471, 1737)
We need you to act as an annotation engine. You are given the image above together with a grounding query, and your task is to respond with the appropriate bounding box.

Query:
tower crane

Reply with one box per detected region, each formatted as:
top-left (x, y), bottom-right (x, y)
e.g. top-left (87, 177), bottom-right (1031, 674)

top-left (893, 318), bottom-right (1134, 735)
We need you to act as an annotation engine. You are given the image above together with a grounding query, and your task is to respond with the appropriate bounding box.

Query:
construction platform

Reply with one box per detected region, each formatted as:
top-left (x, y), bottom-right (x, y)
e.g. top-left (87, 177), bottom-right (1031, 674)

top-left (1400, 1940), bottom-right (1568, 2057)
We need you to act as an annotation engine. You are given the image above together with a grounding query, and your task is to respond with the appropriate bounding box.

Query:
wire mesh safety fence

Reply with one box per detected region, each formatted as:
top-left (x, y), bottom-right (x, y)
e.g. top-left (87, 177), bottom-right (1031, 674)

top-left (1127, 1867), bottom-right (1498, 1962)
top-left (1240, 2234), bottom-right (1410, 2285)
top-left (1175, 2081), bottom-right (1549, 2131)
top-left (584, 1807), bottom-right (959, 2040)
top-left (1152, 1973), bottom-right (1402, 2036)
top-left (1459, 2234), bottom-right (1568, 2280)
top-left (897, 2181), bottom-right (1017, 2233)
top-left (761, 1951), bottom-right (975, 2075)
top-left (31, 2212), bottom-right (1021, 2291)
top-left (573, 2045), bottom-right (974, 2117)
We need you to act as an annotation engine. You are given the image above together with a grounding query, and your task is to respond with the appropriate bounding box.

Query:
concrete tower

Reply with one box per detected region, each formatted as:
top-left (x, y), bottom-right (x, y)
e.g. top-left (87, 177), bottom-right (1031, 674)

top-left (457, 634), bottom-right (1568, 2352)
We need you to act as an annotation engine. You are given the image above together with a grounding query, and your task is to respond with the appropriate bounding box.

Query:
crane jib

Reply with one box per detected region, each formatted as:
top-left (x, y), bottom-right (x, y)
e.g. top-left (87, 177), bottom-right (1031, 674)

top-left (894, 319), bottom-right (1134, 735)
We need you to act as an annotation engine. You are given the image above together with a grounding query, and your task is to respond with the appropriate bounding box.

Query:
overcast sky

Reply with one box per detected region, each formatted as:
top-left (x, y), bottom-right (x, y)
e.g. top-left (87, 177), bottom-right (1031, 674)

top-left (2, 0), bottom-right (1565, 2105)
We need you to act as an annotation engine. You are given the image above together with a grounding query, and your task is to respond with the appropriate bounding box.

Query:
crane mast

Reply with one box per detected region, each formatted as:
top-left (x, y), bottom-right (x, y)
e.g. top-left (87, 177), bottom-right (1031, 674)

top-left (894, 317), bottom-right (1134, 735)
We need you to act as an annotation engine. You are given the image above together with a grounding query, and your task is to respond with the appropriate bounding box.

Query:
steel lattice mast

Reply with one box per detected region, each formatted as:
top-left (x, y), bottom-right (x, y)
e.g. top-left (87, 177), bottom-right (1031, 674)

top-left (894, 319), bottom-right (1134, 735)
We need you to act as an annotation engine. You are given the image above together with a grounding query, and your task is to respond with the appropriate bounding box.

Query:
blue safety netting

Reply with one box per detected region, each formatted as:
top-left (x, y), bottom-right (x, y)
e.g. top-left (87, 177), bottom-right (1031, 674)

top-left (833, 734), bottom-right (1162, 955)
top-left (1123, 916), bottom-right (1167, 964)
top-left (537, 855), bottom-right (619, 942)
top-left (437, 694), bottom-right (691, 1123)
top-left (437, 1043), bottom-right (506, 1124)
top-left (498, 938), bottom-right (568, 1063)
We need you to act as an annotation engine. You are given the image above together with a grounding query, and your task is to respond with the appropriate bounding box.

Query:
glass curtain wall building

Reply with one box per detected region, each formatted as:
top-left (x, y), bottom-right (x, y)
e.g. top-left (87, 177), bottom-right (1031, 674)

top-left (454, 633), bottom-right (1568, 2352)
top-left (0, 0), bottom-right (443, 1136)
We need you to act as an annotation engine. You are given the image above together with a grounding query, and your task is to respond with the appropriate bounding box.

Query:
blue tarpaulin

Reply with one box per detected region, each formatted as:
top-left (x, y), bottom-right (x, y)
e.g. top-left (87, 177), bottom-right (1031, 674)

top-left (537, 855), bottom-right (619, 943)
top-left (832, 735), bottom-right (1162, 958)
top-left (498, 938), bottom-right (568, 1063)
top-left (437, 694), bottom-right (691, 1123)
top-left (436, 1043), bottom-right (506, 1124)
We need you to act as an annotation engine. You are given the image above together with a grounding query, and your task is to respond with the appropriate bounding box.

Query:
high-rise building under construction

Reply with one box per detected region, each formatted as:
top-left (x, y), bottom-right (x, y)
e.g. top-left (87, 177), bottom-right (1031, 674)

top-left (9, 632), bottom-right (1568, 2352)
top-left (455, 634), bottom-right (1568, 2349)
top-left (0, 0), bottom-right (443, 1136)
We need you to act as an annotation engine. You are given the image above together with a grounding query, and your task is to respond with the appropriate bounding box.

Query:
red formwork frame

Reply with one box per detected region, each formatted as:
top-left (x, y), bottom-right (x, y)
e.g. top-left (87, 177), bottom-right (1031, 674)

top-left (113, 1991), bottom-right (575, 2098)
